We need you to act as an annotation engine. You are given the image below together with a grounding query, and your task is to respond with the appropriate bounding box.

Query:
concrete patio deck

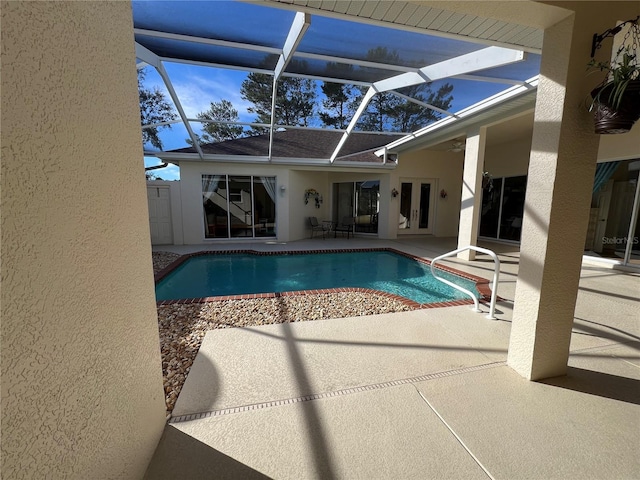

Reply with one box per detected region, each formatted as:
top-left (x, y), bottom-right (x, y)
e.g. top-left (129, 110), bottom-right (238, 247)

top-left (145, 237), bottom-right (639, 479)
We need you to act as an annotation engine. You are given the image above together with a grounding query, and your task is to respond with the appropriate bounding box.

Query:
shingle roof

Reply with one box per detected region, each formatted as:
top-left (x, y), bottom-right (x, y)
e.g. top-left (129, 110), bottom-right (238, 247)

top-left (170, 129), bottom-right (405, 162)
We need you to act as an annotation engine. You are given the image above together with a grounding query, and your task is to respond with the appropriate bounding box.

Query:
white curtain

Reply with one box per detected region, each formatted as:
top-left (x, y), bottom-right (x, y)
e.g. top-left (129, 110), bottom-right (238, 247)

top-left (261, 176), bottom-right (276, 203)
top-left (202, 174), bottom-right (223, 201)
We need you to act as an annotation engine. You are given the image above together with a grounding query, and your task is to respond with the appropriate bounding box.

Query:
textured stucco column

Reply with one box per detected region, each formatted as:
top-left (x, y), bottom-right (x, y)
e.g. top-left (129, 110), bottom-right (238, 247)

top-left (457, 128), bottom-right (487, 261)
top-left (2, 2), bottom-right (166, 478)
top-left (507, 11), bottom-right (605, 380)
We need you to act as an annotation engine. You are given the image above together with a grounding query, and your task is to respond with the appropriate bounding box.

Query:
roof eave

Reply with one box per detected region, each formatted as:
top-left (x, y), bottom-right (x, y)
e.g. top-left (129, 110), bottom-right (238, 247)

top-left (374, 76), bottom-right (539, 156)
top-left (155, 153), bottom-right (397, 169)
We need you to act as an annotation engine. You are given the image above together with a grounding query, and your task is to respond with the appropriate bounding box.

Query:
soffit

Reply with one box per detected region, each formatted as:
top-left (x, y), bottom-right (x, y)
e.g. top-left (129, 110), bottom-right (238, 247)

top-left (263, 0), bottom-right (549, 52)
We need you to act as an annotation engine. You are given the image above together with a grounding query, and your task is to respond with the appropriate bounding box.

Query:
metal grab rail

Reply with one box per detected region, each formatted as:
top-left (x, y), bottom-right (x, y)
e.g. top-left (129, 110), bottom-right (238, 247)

top-left (430, 246), bottom-right (500, 320)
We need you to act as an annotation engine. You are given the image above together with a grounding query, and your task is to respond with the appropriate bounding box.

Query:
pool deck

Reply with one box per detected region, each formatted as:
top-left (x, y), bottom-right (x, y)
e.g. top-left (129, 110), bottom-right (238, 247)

top-left (146, 237), bottom-right (640, 479)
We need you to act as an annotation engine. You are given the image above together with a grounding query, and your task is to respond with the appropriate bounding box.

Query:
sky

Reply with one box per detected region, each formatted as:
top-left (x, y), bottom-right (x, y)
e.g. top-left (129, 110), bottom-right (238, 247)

top-left (143, 64), bottom-right (253, 181)
top-left (141, 63), bottom-right (518, 181)
top-left (138, 1), bottom-right (540, 181)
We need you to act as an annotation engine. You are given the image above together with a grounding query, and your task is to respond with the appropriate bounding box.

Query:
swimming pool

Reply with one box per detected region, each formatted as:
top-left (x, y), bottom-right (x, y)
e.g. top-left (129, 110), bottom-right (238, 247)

top-left (155, 250), bottom-right (482, 305)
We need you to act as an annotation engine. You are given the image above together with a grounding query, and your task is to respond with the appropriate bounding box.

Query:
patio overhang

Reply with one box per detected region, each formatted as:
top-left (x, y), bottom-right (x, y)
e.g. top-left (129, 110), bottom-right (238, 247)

top-left (374, 76), bottom-right (539, 156)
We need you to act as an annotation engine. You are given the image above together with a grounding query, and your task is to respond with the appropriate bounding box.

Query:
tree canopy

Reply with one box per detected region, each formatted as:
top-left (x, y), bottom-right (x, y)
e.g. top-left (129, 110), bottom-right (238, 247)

top-left (193, 100), bottom-right (244, 144)
top-left (318, 48), bottom-right (454, 132)
top-left (139, 45), bottom-right (456, 150)
top-left (240, 69), bottom-right (317, 134)
top-left (138, 69), bottom-right (177, 149)
top-left (319, 82), bottom-right (359, 129)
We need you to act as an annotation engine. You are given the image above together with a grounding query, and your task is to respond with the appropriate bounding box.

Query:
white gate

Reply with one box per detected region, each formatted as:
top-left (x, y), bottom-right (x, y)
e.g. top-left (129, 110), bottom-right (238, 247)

top-left (147, 186), bottom-right (173, 245)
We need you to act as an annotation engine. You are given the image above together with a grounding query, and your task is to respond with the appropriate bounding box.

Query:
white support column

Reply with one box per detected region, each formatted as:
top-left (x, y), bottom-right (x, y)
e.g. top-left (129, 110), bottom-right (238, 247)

top-left (457, 127), bottom-right (487, 261)
top-left (507, 11), bottom-right (605, 380)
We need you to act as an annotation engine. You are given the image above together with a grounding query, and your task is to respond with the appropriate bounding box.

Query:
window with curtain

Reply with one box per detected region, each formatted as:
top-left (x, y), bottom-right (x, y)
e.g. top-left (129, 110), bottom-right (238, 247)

top-left (202, 174), bottom-right (277, 239)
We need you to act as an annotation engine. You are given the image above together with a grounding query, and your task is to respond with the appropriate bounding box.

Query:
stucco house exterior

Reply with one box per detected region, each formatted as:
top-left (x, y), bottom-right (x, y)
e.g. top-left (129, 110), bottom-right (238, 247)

top-left (3, 1), bottom-right (639, 478)
top-left (149, 82), bottom-right (639, 269)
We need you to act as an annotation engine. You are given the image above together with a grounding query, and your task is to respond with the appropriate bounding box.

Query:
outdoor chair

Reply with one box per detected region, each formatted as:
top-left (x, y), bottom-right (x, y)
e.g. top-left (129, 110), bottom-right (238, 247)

top-left (334, 216), bottom-right (355, 238)
top-left (309, 216), bottom-right (330, 239)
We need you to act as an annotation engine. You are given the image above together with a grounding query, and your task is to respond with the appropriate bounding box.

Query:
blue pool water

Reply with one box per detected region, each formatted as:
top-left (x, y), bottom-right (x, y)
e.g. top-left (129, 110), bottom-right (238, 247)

top-left (155, 251), bottom-right (479, 304)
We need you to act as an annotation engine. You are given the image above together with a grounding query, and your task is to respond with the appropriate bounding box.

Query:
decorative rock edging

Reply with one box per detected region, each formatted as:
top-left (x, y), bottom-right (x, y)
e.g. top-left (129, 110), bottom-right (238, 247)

top-left (152, 249), bottom-right (498, 417)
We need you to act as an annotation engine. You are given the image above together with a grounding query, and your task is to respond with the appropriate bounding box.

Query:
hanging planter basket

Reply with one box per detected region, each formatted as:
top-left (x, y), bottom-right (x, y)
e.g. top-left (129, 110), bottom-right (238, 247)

top-left (587, 18), bottom-right (640, 134)
top-left (591, 80), bottom-right (640, 134)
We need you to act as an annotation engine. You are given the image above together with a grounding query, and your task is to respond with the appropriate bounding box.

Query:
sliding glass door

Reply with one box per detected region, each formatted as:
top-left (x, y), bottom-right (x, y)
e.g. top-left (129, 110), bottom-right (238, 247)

top-left (479, 175), bottom-right (526, 242)
top-left (332, 180), bottom-right (380, 234)
top-left (202, 174), bottom-right (276, 239)
top-left (585, 160), bottom-right (640, 267)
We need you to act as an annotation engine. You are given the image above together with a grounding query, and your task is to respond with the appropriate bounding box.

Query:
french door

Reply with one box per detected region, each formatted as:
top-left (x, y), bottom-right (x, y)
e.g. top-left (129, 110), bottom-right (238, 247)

top-left (398, 178), bottom-right (436, 234)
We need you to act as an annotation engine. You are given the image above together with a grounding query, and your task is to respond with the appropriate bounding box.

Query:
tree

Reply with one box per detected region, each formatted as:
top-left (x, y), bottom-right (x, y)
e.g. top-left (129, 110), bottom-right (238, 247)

top-left (194, 100), bottom-right (244, 144)
top-left (319, 82), bottom-right (358, 129)
top-left (390, 83), bottom-right (454, 132)
top-left (138, 69), bottom-right (177, 149)
top-left (145, 171), bottom-right (164, 181)
top-left (355, 47), bottom-right (405, 131)
top-left (240, 67), bottom-right (316, 134)
top-left (353, 47), bottom-right (454, 132)
top-left (357, 90), bottom-right (402, 131)
top-left (319, 63), bottom-right (360, 129)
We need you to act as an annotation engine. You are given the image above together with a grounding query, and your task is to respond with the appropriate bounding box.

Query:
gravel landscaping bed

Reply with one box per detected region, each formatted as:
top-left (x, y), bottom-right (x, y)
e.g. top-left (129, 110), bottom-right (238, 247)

top-left (152, 251), bottom-right (416, 416)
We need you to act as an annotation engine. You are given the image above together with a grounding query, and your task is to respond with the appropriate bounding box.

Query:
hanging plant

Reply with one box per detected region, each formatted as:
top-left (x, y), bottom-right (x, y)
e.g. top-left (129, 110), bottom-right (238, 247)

top-left (304, 188), bottom-right (323, 208)
top-left (482, 172), bottom-right (494, 192)
top-left (587, 21), bottom-right (640, 134)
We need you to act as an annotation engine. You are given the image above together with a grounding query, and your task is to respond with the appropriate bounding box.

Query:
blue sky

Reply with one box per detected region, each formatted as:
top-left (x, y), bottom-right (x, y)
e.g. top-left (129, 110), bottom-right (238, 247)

top-left (143, 63), bottom-right (252, 180)
top-left (142, 63), bottom-right (516, 181)
top-left (137, 0), bottom-right (540, 181)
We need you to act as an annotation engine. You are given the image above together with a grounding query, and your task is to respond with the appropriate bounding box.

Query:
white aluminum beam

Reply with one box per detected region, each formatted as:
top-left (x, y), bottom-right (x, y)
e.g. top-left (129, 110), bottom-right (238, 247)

top-left (134, 28), bottom-right (281, 55)
top-left (329, 86), bottom-right (377, 162)
top-left (374, 76), bottom-right (539, 156)
top-left (159, 56), bottom-right (274, 76)
top-left (270, 12), bottom-right (311, 161)
top-left (268, 80), bottom-right (278, 161)
top-left (454, 74), bottom-right (526, 85)
top-left (373, 47), bottom-right (524, 93)
top-left (136, 43), bottom-right (203, 157)
top-left (156, 62), bottom-right (204, 159)
top-left (283, 72), bottom-right (371, 87)
top-left (155, 152), bottom-right (398, 169)
top-left (293, 51), bottom-right (416, 74)
top-left (274, 12), bottom-right (310, 80)
top-left (388, 91), bottom-right (456, 118)
top-left (329, 47), bottom-right (523, 162)
top-left (141, 119), bottom-right (183, 130)
top-left (136, 27), bottom-right (415, 75)
top-left (135, 42), bottom-right (161, 69)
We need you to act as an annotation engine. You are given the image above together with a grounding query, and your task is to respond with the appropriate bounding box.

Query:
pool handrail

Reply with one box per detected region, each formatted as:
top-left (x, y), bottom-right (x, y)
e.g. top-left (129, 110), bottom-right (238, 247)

top-left (430, 246), bottom-right (500, 320)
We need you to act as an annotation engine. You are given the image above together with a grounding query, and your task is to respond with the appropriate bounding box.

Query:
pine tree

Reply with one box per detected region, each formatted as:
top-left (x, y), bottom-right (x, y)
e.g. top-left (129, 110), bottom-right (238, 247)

top-left (354, 47), bottom-right (454, 132)
top-left (138, 69), bottom-right (177, 149)
top-left (319, 62), bottom-right (360, 129)
top-left (390, 83), bottom-right (454, 132)
top-left (240, 68), bottom-right (316, 134)
top-left (195, 100), bottom-right (244, 144)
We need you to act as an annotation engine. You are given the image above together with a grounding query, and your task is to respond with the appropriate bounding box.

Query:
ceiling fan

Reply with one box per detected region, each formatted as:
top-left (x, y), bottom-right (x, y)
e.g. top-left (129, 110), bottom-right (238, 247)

top-left (448, 141), bottom-right (466, 153)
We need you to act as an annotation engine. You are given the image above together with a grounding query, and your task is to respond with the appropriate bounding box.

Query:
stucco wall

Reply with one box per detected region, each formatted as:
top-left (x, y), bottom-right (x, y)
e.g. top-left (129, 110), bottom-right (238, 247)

top-left (393, 150), bottom-right (465, 237)
top-left (598, 121), bottom-right (640, 162)
top-left (290, 169), bottom-right (330, 240)
top-left (484, 136), bottom-right (533, 178)
top-left (1, 2), bottom-right (166, 478)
